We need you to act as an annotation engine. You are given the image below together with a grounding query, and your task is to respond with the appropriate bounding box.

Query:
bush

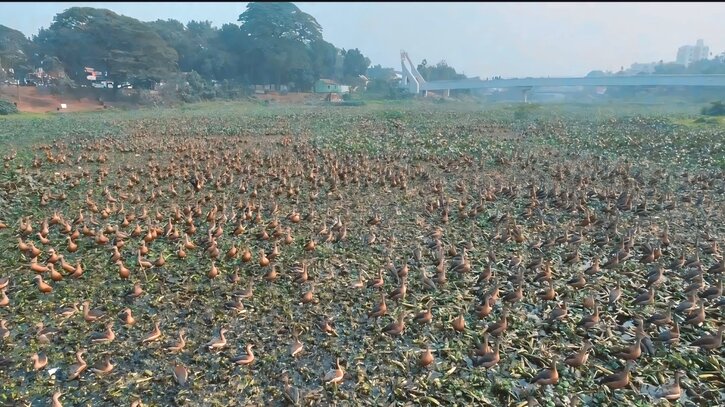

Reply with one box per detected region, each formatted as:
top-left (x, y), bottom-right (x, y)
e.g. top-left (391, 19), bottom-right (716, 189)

top-left (0, 99), bottom-right (18, 115)
top-left (701, 101), bottom-right (725, 116)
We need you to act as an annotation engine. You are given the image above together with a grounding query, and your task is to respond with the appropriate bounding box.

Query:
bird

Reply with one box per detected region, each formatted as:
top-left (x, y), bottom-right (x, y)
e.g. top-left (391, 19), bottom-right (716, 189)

top-left (165, 329), bottom-right (187, 353)
top-left (420, 346), bottom-right (435, 367)
top-left (473, 340), bottom-right (500, 368)
top-left (231, 344), bottom-right (255, 365)
top-left (655, 370), bottom-right (685, 401)
top-left (546, 301), bottom-right (568, 323)
top-left (653, 316), bottom-right (679, 344)
top-left (414, 302), bottom-right (433, 325)
top-left (0, 289), bottom-right (8, 307)
top-left (57, 303), bottom-right (79, 319)
top-left (684, 300), bottom-right (706, 326)
top-left (67, 350), bottom-right (88, 380)
top-left (530, 357), bottom-right (559, 386)
top-left (690, 325), bottom-right (724, 351)
top-left (289, 330), bottom-right (303, 357)
top-left (172, 363), bottom-right (188, 386)
top-left (324, 358), bottom-right (344, 385)
top-left (206, 328), bottom-right (228, 351)
top-left (141, 321), bottom-right (162, 344)
top-left (34, 275), bottom-right (53, 294)
top-left (613, 332), bottom-right (644, 361)
top-left (485, 308), bottom-right (509, 337)
top-left (608, 281), bottom-right (622, 306)
top-left (368, 293), bottom-right (387, 319)
top-left (82, 301), bottom-right (105, 323)
top-left (35, 322), bottom-right (59, 344)
top-left (91, 354), bottom-right (114, 375)
top-left (598, 360), bottom-right (634, 390)
top-left (382, 312), bottom-right (407, 336)
top-left (51, 392), bottom-right (63, 407)
top-left (89, 322), bottom-right (116, 344)
top-left (564, 341), bottom-right (592, 368)
top-left (119, 308), bottom-right (135, 326)
top-left (452, 313), bottom-right (466, 332)
top-left (646, 303), bottom-right (672, 326)
top-left (0, 320), bottom-right (9, 340)
top-left (31, 352), bottom-right (48, 370)
top-left (578, 303), bottom-right (600, 330)
top-left (632, 287), bottom-right (655, 306)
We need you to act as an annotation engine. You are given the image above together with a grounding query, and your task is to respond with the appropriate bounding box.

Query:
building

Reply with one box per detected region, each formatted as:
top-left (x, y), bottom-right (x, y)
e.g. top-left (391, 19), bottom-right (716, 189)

top-left (314, 79), bottom-right (348, 94)
top-left (628, 62), bottom-right (658, 74)
top-left (676, 39), bottom-right (710, 66)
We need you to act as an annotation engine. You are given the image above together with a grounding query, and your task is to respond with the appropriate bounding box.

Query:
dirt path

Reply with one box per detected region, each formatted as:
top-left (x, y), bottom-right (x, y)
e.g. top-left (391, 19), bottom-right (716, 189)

top-left (0, 85), bottom-right (106, 113)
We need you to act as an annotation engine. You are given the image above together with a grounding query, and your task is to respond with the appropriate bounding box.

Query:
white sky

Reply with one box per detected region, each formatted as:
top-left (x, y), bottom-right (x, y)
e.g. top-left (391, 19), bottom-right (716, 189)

top-left (0, 2), bottom-right (723, 78)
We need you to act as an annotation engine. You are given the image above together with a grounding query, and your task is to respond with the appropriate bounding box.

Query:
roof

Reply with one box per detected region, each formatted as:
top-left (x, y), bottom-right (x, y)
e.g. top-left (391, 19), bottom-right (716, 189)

top-left (317, 79), bottom-right (338, 85)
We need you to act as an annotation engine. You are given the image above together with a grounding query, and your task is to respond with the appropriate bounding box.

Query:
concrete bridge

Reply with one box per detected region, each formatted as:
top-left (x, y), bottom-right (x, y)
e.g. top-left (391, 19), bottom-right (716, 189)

top-left (399, 51), bottom-right (725, 101)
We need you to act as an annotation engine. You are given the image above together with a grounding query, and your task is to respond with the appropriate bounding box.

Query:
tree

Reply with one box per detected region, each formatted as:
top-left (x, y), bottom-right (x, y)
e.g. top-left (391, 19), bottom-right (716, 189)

top-left (366, 64), bottom-right (396, 81)
top-left (342, 48), bottom-right (370, 78)
top-left (238, 2), bottom-right (323, 44)
top-left (686, 58), bottom-right (725, 75)
top-left (417, 60), bottom-right (466, 81)
top-left (653, 62), bottom-right (687, 75)
top-left (0, 25), bottom-right (35, 79)
top-left (236, 2), bottom-right (336, 90)
top-left (34, 8), bottom-right (178, 87)
top-left (701, 100), bottom-right (725, 116)
top-left (146, 19), bottom-right (236, 81)
top-left (586, 70), bottom-right (608, 77)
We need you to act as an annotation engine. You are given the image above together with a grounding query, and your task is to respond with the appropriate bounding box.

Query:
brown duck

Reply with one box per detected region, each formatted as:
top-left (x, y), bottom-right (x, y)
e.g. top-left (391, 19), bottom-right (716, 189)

top-left (530, 357), bottom-right (559, 386)
top-left (382, 312), bottom-right (407, 336)
top-left (485, 309), bottom-right (509, 337)
top-left (690, 325), bottom-right (724, 351)
top-left (564, 341), bottom-right (592, 368)
top-left (598, 360), bottom-right (634, 390)
top-left (473, 340), bottom-right (500, 368)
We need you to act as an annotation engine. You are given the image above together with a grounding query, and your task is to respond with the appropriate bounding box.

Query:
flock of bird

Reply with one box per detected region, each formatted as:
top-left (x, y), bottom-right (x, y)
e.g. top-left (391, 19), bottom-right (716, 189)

top-left (0, 120), bottom-right (723, 405)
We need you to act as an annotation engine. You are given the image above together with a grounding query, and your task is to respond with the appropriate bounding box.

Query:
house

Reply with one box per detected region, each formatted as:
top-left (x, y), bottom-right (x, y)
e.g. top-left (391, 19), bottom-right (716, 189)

top-left (314, 79), bottom-right (347, 94)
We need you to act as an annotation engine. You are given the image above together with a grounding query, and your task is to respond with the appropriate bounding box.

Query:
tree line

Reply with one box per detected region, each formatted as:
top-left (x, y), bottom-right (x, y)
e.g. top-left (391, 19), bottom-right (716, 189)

top-left (0, 3), bottom-right (378, 92)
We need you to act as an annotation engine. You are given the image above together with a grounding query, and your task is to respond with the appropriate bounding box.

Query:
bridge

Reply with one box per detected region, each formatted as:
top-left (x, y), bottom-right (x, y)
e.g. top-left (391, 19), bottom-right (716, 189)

top-left (399, 51), bottom-right (725, 101)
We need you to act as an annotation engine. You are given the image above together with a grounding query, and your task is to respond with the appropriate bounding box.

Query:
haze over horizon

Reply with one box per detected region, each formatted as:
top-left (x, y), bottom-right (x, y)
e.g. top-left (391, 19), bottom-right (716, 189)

top-left (1, 2), bottom-right (723, 78)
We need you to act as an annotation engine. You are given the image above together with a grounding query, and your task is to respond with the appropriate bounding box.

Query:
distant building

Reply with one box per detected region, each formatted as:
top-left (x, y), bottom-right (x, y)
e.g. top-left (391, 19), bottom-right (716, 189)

top-left (314, 79), bottom-right (348, 94)
top-left (676, 39), bottom-right (709, 66)
top-left (628, 62), bottom-right (658, 74)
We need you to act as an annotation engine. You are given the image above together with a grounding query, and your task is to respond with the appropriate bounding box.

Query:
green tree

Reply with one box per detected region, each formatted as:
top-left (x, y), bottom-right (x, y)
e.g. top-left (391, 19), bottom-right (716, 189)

top-left (34, 7), bottom-right (178, 88)
top-left (366, 64), bottom-right (396, 80)
top-left (342, 48), bottom-right (370, 78)
top-left (417, 60), bottom-right (466, 81)
top-left (146, 19), bottom-right (236, 81)
top-left (653, 62), bottom-right (687, 75)
top-left (0, 25), bottom-right (35, 79)
top-left (236, 2), bottom-right (334, 90)
top-left (238, 2), bottom-right (322, 44)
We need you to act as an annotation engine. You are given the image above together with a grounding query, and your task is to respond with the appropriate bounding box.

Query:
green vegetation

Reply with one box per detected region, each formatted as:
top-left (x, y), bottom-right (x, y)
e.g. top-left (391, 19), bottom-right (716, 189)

top-left (0, 102), bottom-right (723, 406)
top-left (0, 99), bottom-right (18, 115)
top-left (701, 100), bottom-right (725, 116)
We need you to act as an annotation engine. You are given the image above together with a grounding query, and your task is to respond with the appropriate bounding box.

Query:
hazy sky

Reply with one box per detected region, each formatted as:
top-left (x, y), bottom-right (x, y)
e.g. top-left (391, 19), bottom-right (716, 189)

top-left (1, 2), bottom-right (723, 78)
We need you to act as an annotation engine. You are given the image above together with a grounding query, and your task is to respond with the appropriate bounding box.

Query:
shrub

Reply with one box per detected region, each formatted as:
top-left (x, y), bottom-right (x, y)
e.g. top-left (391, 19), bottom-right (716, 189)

top-left (0, 99), bottom-right (18, 115)
top-left (701, 101), bottom-right (725, 116)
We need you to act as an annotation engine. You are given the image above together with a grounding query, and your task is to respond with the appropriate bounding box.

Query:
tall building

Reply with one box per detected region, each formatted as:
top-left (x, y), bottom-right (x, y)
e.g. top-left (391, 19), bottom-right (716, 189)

top-left (676, 39), bottom-right (709, 66)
